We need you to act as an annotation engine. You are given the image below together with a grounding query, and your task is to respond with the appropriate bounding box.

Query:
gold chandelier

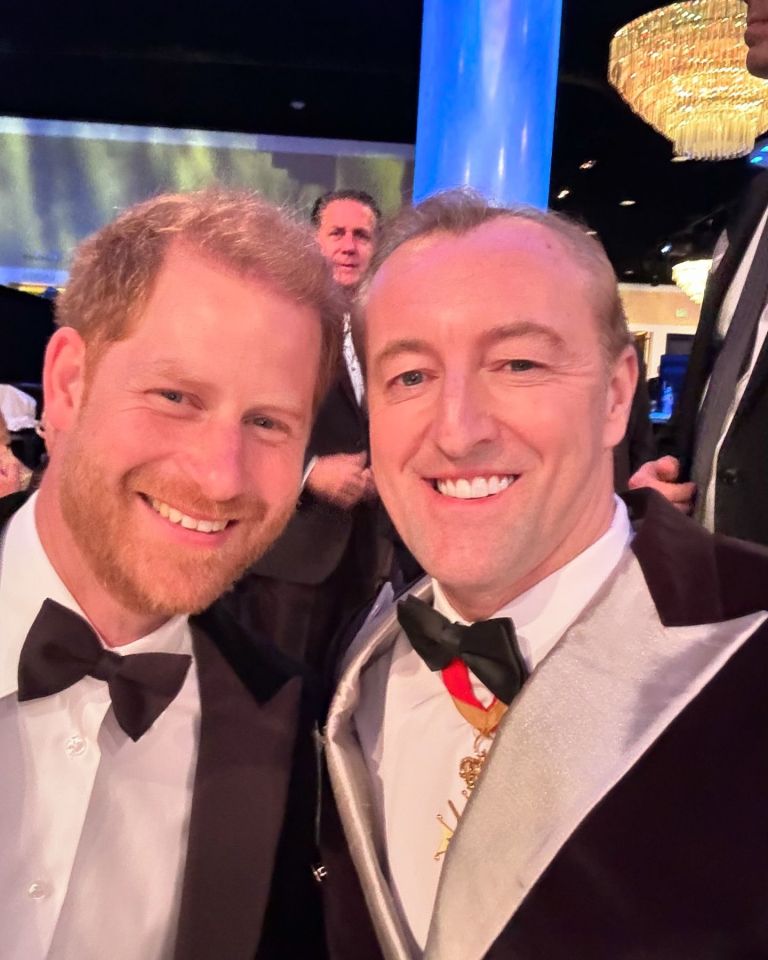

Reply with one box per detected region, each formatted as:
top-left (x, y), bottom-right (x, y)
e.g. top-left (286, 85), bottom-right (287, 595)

top-left (609, 0), bottom-right (768, 160)
top-left (672, 258), bottom-right (713, 303)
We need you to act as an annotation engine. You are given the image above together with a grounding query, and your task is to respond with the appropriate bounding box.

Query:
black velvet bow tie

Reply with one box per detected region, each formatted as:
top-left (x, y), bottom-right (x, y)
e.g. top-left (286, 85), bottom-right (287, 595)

top-left (396, 594), bottom-right (528, 705)
top-left (18, 598), bottom-right (192, 741)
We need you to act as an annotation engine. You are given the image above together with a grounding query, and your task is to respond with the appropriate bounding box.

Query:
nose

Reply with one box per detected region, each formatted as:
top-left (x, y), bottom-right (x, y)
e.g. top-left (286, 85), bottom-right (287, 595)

top-left (429, 376), bottom-right (499, 462)
top-left (340, 232), bottom-right (357, 254)
top-left (180, 420), bottom-right (249, 504)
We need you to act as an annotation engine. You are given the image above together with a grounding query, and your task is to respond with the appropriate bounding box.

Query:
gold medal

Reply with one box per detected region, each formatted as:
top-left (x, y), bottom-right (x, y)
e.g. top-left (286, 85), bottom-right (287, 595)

top-left (433, 701), bottom-right (507, 859)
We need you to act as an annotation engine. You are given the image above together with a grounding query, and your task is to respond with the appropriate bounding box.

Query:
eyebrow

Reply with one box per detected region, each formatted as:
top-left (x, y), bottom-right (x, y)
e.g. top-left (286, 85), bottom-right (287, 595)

top-left (141, 359), bottom-right (196, 382)
top-left (329, 225), bottom-right (371, 237)
top-left (480, 321), bottom-right (568, 352)
top-left (372, 322), bottom-right (568, 371)
top-left (137, 360), bottom-right (308, 423)
top-left (372, 338), bottom-right (436, 370)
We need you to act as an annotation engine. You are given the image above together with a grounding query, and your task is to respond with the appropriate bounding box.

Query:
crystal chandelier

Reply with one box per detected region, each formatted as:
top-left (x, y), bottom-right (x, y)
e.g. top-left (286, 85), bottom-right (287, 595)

top-left (609, 0), bottom-right (768, 160)
top-left (672, 258), bottom-right (713, 303)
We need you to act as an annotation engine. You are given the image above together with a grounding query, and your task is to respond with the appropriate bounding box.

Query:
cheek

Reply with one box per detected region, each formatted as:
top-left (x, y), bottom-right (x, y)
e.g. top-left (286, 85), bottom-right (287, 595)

top-left (369, 409), bottom-right (416, 475)
top-left (497, 390), bottom-right (605, 471)
top-left (244, 444), bottom-right (305, 498)
top-left (76, 414), bottom-right (155, 479)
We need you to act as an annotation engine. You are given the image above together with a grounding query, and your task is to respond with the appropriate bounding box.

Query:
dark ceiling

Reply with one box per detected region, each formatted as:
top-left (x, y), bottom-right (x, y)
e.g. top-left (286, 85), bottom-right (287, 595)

top-left (0, 0), bottom-right (761, 282)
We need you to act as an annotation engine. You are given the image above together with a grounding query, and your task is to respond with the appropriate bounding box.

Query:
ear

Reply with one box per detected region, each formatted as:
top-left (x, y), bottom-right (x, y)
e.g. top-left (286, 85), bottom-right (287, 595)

top-left (42, 327), bottom-right (88, 436)
top-left (602, 344), bottom-right (639, 449)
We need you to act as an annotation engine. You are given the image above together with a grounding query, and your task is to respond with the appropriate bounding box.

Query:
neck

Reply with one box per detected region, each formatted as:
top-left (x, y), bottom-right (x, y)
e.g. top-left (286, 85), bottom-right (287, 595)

top-left (337, 284), bottom-right (357, 308)
top-left (35, 482), bottom-right (170, 646)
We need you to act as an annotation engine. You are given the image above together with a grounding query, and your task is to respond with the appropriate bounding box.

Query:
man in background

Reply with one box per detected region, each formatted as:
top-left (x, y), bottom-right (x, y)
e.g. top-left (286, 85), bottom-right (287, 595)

top-left (240, 189), bottom-right (395, 667)
top-left (630, 0), bottom-right (768, 544)
top-left (0, 190), bottom-right (341, 959)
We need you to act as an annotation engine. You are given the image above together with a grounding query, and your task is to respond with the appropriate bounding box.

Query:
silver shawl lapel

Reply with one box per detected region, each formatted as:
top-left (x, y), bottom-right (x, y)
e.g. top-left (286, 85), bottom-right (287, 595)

top-left (424, 548), bottom-right (767, 960)
top-left (325, 579), bottom-right (432, 960)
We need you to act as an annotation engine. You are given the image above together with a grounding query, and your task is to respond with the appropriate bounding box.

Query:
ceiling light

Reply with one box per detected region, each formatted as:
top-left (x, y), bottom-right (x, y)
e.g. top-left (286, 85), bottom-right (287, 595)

top-left (289, 100), bottom-right (306, 111)
top-left (660, 242), bottom-right (673, 255)
top-left (609, 0), bottom-right (768, 160)
top-left (672, 258), bottom-right (712, 303)
top-left (556, 188), bottom-right (571, 200)
top-left (579, 160), bottom-right (597, 170)
top-left (586, 229), bottom-right (598, 236)
top-left (620, 199), bottom-right (637, 207)
top-left (671, 155), bottom-right (690, 163)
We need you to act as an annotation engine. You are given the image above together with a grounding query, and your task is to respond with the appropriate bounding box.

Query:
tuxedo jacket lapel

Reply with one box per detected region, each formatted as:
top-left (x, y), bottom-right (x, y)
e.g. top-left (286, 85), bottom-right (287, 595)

top-left (174, 616), bottom-right (303, 960)
top-left (325, 581), bottom-right (429, 960)
top-left (728, 316), bottom-right (768, 431)
top-left (425, 542), bottom-right (767, 960)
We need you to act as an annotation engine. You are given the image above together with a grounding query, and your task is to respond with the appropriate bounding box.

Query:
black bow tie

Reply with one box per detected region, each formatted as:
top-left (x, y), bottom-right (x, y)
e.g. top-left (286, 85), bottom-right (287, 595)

top-left (396, 595), bottom-right (528, 705)
top-left (18, 598), bottom-right (192, 741)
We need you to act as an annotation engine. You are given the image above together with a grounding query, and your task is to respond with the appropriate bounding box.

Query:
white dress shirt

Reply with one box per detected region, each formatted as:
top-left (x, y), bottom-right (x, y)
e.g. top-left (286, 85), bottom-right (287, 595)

top-left (702, 205), bottom-right (768, 528)
top-left (0, 494), bottom-right (200, 960)
top-left (356, 498), bottom-right (632, 950)
top-left (343, 312), bottom-right (365, 406)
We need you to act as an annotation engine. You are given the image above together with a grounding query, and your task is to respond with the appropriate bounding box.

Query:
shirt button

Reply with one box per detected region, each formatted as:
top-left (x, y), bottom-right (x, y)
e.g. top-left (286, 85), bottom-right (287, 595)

top-left (27, 881), bottom-right (50, 900)
top-left (64, 734), bottom-right (87, 758)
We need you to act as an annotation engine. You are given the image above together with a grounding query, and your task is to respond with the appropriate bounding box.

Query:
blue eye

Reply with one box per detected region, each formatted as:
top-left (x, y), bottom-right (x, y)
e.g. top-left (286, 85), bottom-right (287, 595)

top-left (252, 416), bottom-right (276, 430)
top-left (400, 370), bottom-right (424, 387)
top-left (160, 390), bottom-right (184, 403)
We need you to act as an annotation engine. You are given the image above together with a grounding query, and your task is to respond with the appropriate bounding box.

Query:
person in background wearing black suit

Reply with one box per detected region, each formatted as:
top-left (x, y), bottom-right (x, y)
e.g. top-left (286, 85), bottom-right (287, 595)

top-left (630, 0), bottom-right (768, 544)
top-left (236, 190), bottom-right (394, 667)
top-left (0, 190), bottom-right (342, 960)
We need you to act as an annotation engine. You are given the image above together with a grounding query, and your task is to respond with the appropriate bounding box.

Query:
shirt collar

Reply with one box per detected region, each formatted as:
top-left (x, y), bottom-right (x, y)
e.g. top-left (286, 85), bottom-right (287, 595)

top-left (0, 492), bottom-right (190, 699)
top-left (432, 496), bottom-right (632, 672)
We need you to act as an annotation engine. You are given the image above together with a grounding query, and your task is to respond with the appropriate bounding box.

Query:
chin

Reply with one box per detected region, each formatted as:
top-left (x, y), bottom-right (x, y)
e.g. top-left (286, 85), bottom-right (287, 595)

top-left (747, 48), bottom-right (768, 78)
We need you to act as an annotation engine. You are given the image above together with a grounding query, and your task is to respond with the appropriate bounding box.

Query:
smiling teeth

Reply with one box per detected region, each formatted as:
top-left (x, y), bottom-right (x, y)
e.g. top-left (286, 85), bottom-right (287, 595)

top-left (436, 475), bottom-right (515, 499)
top-left (149, 497), bottom-right (228, 533)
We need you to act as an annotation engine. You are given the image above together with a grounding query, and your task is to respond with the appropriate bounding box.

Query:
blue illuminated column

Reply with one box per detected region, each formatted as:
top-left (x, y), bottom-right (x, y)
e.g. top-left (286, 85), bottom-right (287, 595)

top-left (413, 0), bottom-right (563, 208)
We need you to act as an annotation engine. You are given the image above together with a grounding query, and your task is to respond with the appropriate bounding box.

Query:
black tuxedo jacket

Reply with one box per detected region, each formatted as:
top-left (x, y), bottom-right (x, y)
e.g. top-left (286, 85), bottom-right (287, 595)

top-left (666, 170), bottom-right (768, 543)
top-left (252, 365), bottom-right (374, 586)
top-left (319, 490), bottom-right (768, 959)
top-left (0, 493), bottom-right (326, 960)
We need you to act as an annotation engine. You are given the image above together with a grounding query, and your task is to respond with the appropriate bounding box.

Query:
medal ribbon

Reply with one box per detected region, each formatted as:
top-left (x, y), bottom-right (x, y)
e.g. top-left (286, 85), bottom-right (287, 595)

top-left (441, 657), bottom-right (489, 710)
top-left (440, 658), bottom-right (507, 736)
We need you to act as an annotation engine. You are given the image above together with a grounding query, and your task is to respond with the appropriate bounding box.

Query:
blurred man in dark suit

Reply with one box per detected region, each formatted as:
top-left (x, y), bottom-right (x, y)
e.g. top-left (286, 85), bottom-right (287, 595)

top-left (237, 190), bottom-right (393, 667)
top-left (630, 0), bottom-right (768, 544)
